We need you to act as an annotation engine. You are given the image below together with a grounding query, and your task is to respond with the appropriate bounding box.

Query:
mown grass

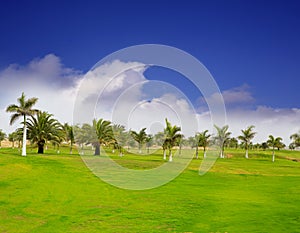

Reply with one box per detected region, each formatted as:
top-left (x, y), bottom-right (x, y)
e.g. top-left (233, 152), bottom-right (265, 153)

top-left (0, 147), bottom-right (300, 232)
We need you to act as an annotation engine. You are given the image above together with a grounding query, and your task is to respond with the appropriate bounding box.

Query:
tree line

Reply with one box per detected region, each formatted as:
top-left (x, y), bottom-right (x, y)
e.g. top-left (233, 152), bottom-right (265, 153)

top-left (1, 93), bottom-right (300, 162)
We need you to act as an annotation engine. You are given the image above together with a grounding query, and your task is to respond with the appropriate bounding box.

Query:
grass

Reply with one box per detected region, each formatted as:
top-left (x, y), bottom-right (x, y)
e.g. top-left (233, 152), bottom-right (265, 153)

top-left (0, 147), bottom-right (300, 232)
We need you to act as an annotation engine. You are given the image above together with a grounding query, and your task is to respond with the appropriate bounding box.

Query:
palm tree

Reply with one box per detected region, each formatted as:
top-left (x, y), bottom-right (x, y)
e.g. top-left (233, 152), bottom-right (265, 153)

top-left (214, 125), bottom-right (231, 158)
top-left (228, 137), bottom-right (238, 149)
top-left (26, 111), bottom-right (63, 154)
top-left (237, 125), bottom-right (256, 159)
top-left (0, 129), bottom-right (6, 148)
top-left (267, 135), bottom-right (283, 162)
top-left (195, 130), bottom-right (211, 159)
top-left (130, 128), bottom-right (147, 153)
top-left (112, 124), bottom-right (127, 156)
top-left (63, 123), bottom-right (75, 154)
top-left (93, 118), bottom-right (113, 155)
top-left (290, 131), bottom-right (300, 148)
top-left (145, 135), bottom-right (153, 154)
top-left (8, 132), bottom-right (17, 149)
top-left (164, 118), bottom-right (182, 162)
top-left (6, 92), bottom-right (38, 156)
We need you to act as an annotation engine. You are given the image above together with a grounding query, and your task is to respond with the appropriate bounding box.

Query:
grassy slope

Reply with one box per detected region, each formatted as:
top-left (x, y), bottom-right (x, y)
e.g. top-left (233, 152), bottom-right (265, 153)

top-left (0, 147), bottom-right (300, 233)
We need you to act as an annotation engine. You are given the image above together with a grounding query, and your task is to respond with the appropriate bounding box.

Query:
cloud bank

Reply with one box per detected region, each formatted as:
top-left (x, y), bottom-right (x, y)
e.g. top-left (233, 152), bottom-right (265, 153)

top-left (0, 54), bottom-right (299, 145)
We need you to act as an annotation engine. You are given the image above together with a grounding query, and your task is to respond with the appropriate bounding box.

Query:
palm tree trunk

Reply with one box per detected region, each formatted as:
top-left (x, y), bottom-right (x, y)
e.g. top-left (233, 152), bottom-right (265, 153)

top-left (138, 143), bottom-right (141, 153)
top-left (163, 149), bottom-right (166, 160)
top-left (245, 148), bottom-right (249, 159)
top-left (38, 144), bottom-right (44, 154)
top-left (169, 150), bottom-right (173, 162)
top-left (272, 149), bottom-right (275, 162)
top-left (94, 144), bottom-right (100, 155)
top-left (195, 146), bottom-right (198, 159)
top-left (22, 115), bottom-right (27, 156)
top-left (70, 143), bottom-right (73, 154)
top-left (220, 145), bottom-right (225, 158)
top-left (203, 147), bottom-right (207, 158)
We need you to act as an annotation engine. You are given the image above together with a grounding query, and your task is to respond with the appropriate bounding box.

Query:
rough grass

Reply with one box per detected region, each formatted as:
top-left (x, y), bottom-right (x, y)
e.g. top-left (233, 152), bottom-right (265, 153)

top-left (0, 147), bottom-right (299, 232)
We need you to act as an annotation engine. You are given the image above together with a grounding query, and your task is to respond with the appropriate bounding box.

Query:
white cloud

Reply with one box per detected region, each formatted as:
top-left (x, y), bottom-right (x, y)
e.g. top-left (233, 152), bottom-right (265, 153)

top-left (0, 55), bottom-right (299, 147)
top-left (0, 54), bottom-right (81, 133)
top-left (222, 84), bottom-right (254, 105)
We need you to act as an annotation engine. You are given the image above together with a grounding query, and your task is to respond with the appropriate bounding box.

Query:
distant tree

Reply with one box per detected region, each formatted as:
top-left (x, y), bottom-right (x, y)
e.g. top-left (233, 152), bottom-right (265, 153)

top-left (63, 123), bottom-right (75, 154)
top-left (27, 111), bottom-right (63, 154)
top-left (227, 137), bottom-right (238, 149)
top-left (214, 125), bottom-right (231, 158)
top-left (238, 126), bottom-right (256, 159)
top-left (6, 92), bottom-right (38, 156)
top-left (290, 131), bottom-right (300, 148)
top-left (93, 119), bottom-right (113, 155)
top-left (289, 143), bottom-right (296, 150)
top-left (130, 128), bottom-right (147, 153)
top-left (74, 123), bottom-right (98, 155)
top-left (187, 136), bottom-right (196, 149)
top-left (164, 118), bottom-right (182, 162)
top-left (267, 135), bottom-right (283, 162)
top-left (8, 132), bottom-right (18, 149)
top-left (261, 142), bottom-right (269, 150)
top-left (145, 135), bottom-right (153, 154)
top-left (0, 129), bottom-right (6, 148)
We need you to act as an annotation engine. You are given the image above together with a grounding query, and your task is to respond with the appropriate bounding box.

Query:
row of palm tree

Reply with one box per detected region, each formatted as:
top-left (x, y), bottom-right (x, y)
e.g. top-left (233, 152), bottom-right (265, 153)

top-left (2, 93), bottom-right (300, 161)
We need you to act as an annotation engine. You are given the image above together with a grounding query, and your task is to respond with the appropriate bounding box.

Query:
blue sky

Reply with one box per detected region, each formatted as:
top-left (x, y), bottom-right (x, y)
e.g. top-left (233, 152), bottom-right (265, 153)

top-left (0, 0), bottom-right (300, 143)
top-left (1, 0), bottom-right (300, 107)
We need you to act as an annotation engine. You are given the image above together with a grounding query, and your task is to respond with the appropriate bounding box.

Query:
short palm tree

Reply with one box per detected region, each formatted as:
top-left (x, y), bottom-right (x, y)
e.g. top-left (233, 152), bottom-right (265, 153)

top-left (93, 118), bottom-right (113, 155)
top-left (214, 125), bottom-right (231, 158)
top-left (27, 111), bottom-right (63, 154)
top-left (164, 118), bottom-right (182, 162)
top-left (238, 125), bottom-right (256, 159)
top-left (195, 130), bottom-right (211, 159)
top-left (130, 128), bottom-right (147, 153)
top-left (6, 92), bottom-right (38, 156)
top-left (267, 135), bottom-right (283, 162)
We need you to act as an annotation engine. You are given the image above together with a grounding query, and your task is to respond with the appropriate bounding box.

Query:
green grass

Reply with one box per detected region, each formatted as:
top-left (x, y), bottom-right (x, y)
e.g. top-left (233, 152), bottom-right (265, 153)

top-left (0, 147), bottom-right (300, 232)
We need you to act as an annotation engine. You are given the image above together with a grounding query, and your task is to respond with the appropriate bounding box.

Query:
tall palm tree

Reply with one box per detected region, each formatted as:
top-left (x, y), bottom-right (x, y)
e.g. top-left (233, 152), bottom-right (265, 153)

top-left (130, 128), bottom-right (147, 153)
top-left (6, 92), bottom-right (38, 156)
top-left (267, 135), bottom-right (283, 162)
top-left (93, 118), bottom-right (113, 155)
top-left (164, 118), bottom-right (182, 162)
top-left (0, 129), bottom-right (6, 148)
top-left (237, 125), bottom-right (256, 159)
top-left (27, 111), bottom-right (63, 154)
top-left (195, 130), bottom-right (211, 159)
top-left (214, 125), bottom-right (231, 158)
top-left (63, 123), bottom-right (75, 154)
